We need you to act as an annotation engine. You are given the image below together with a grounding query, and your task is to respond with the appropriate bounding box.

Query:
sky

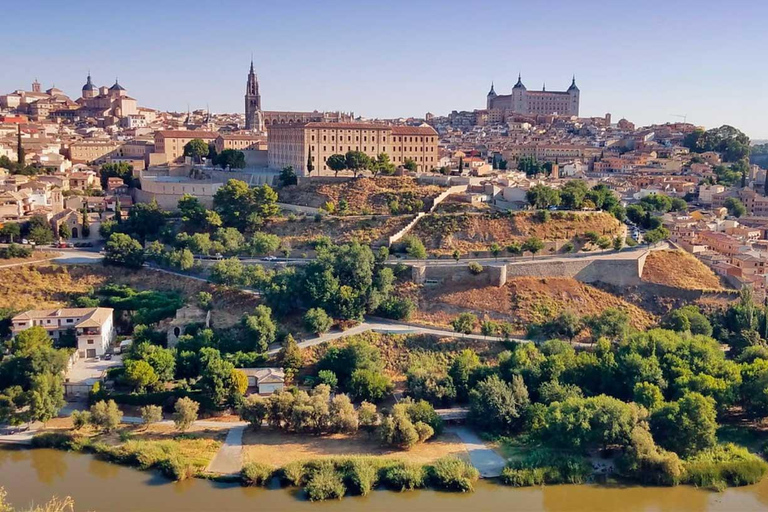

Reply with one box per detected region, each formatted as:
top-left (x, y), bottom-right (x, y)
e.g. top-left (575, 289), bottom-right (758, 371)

top-left (2, 0), bottom-right (767, 138)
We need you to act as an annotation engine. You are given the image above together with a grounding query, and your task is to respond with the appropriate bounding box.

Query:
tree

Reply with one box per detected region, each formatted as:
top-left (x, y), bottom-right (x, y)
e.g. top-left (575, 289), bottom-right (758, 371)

top-left (349, 369), bottom-right (392, 402)
top-left (317, 370), bottom-right (338, 389)
top-left (57, 224), bottom-right (71, 240)
top-left (329, 394), bottom-right (358, 433)
top-left (358, 401), bottom-right (378, 430)
top-left (279, 334), bottom-right (303, 378)
top-left (140, 405), bottom-right (163, 426)
top-left (81, 208), bottom-right (90, 238)
top-left (633, 382), bottom-right (664, 411)
top-left (27, 373), bottom-right (65, 424)
top-left (585, 307), bottom-right (630, 341)
top-left (104, 233), bottom-right (144, 268)
top-left (371, 153), bottom-right (396, 177)
top-left (124, 200), bottom-right (166, 243)
top-left (0, 223), bottom-right (20, 243)
top-left (490, 243), bottom-right (501, 259)
top-left (198, 347), bottom-right (237, 406)
top-left (723, 197), bottom-right (747, 218)
top-left (613, 236), bottom-right (624, 251)
top-left (522, 237), bottom-right (544, 259)
top-left (326, 154), bottom-right (347, 176)
top-left (560, 180), bottom-right (589, 209)
top-left (403, 158), bottom-right (418, 172)
top-left (214, 149), bottom-right (246, 169)
top-left (517, 156), bottom-right (543, 176)
top-left (304, 307), bottom-right (333, 334)
top-left (683, 125), bottom-right (750, 162)
top-left (643, 227), bottom-right (670, 244)
top-left (526, 185), bottom-right (561, 209)
top-left (279, 166), bottom-right (298, 186)
top-left (99, 162), bottom-right (133, 189)
top-left (452, 249), bottom-right (460, 262)
top-left (71, 410), bottom-right (91, 430)
top-left (650, 392), bottom-right (717, 457)
top-left (16, 126), bottom-right (25, 166)
top-left (173, 397), bottom-right (199, 431)
top-left (469, 375), bottom-right (529, 434)
top-left (183, 138), bottom-right (210, 163)
top-left (90, 400), bottom-right (123, 432)
top-left (124, 359), bottom-right (158, 392)
top-left (240, 394), bottom-right (269, 429)
top-left (345, 151), bottom-right (371, 176)
top-left (307, 148), bottom-right (314, 175)
top-left (449, 349), bottom-right (480, 402)
top-left (213, 180), bottom-right (278, 231)
top-left (402, 235), bottom-right (427, 259)
top-left (451, 312), bottom-right (478, 335)
top-left (241, 305), bottom-right (277, 353)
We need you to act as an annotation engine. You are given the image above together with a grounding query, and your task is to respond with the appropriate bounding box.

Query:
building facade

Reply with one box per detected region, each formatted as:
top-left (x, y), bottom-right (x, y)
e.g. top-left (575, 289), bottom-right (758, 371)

top-left (153, 130), bottom-right (217, 164)
top-left (267, 122), bottom-right (439, 176)
top-left (244, 61), bottom-right (264, 131)
top-left (486, 75), bottom-right (580, 117)
top-left (11, 307), bottom-right (115, 358)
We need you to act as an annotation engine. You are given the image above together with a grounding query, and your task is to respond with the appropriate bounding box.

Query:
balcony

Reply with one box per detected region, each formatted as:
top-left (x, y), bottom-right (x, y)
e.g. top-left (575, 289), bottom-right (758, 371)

top-left (78, 328), bottom-right (101, 336)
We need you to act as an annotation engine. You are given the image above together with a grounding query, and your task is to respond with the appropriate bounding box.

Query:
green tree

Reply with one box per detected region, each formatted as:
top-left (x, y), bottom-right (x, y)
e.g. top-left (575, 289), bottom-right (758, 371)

top-left (241, 305), bottom-right (277, 353)
top-left (140, 405), bottom-right (163, 426)
top-left (371, 153), bottom-right (396, 177)
top-left (183, 138), bottom-right (210, 163)
top-left (104, 233), bottom-right (144, 268)
top-left (279, 166), bottom-right (298, 186)
top-left (123, 359), bottom-right (159, 392)
top-left (57, 223), bottom-right (71, 240)
top-left (723, 197), bottom-right (747, 218)
top-left (27, 372), bottom-right (65, 424)
top-left (403, 235), bottom-right (427, 259)
top-left (650, 392), bottom-right (717, 457)
top-left (81, 208), bottom-right (90, 238)
top-left (469, 375), bottom-right (529, 434)
top-left (304, 307), bottom-right (333, 334)
top-left (345, 150), bottom-right (371, 176)
top-left (90, 400), bottom-right (123, 432)
top-left (279, 334), bottom-right (303, 378)
top-left (173, 396), bottom-right (199, 431)
top-left (522, 237), bottom-right (544, 259)
top-left (0, 223), bottom-right (21, 243)
top-left (403, 158), bottom-right (418, 172)
top-left (350, 368), bottom-right (392, 402)
top-left (449, 349), bottom-right (480, 402)
top-left (215, 149), bottom-right (246, 169)
top-left (99, 162), bottom-right (133, 189)
top-left (326, 154), bottom-right (347, 176)
top-left (307, 147), bottom-right (314, 175)
top-left (526, 185), bottom-right (561, 209)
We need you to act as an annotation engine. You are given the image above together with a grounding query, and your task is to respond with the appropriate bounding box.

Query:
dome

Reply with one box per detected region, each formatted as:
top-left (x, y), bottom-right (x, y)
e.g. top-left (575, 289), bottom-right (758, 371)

top-left (109, 79), bottom-right (126, 91)
top-left (568, 76), bottom-right (579, 92)
top-left (513, 73), bottom-right (526, 90)
top-left (82, 74), bottom-right (95, 91)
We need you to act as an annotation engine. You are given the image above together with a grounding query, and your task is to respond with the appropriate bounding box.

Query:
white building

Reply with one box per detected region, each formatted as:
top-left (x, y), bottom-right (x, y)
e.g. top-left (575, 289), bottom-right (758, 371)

top-left (11, 307), bottom-right (115, 358)
top-left (239, 368), bottom-right (285, 395)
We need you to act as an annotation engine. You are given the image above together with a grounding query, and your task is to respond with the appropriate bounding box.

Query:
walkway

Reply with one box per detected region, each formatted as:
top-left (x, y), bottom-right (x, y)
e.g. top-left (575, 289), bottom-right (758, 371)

top-left (206, 425), bottom-right (246, 475)
top-left (266, 317), bottom-right (526, 355)
top-left (447, 426), bottom-right (506, 478)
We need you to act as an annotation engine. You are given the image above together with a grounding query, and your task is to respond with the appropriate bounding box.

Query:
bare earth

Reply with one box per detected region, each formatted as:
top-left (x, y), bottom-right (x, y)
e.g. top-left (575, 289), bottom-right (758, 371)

top-left (641, 250), bottom-right (723, 290)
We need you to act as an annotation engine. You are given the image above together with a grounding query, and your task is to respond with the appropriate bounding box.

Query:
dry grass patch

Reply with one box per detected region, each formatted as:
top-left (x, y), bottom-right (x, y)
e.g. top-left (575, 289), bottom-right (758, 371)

top-left (413, 211), bottom-right (622, 254)
top-left (642, 250), bottom-right (723, 290)
top-left (415, 277), bottom-right (655, 331)
top-left (278, 177), bottom-right (445, 214)
top-left (242, 428), bottom-right (468, 466)
top-left (265, 215), bottom-right (412, 251)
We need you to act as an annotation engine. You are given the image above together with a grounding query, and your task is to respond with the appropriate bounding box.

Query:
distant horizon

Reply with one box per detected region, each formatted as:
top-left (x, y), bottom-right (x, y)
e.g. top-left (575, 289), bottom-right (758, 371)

top-left (2, 0), bottom-right (767, 139)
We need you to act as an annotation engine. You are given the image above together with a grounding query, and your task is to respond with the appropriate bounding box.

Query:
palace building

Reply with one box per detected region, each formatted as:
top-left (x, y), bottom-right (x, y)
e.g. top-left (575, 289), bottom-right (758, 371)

top-left (486, 74), bottom-right (580, 117)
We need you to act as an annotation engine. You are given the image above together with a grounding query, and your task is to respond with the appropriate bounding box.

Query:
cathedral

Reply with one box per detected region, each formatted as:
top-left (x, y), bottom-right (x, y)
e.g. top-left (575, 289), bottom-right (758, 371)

top-left (244, 60), bottom-right (264, 131)
top-left (486, 74), bottom-right (580, 117)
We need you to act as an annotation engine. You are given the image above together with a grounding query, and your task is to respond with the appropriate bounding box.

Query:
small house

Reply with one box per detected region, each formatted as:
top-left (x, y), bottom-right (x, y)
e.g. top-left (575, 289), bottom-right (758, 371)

top-left (239, 368), bottom-right (285, 395)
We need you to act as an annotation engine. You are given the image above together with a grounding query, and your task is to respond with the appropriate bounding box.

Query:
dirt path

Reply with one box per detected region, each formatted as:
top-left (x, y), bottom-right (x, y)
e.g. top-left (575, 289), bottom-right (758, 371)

top-left (447, 426), bottom-right (506, 478)
top-left (206, 425), bottom-right (246, 475)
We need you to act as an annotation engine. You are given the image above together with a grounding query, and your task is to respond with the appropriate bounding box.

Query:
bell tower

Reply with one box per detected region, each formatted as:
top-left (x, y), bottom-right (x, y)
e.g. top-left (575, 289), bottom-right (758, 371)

top-left (244, 59), bottom-right (263, 131)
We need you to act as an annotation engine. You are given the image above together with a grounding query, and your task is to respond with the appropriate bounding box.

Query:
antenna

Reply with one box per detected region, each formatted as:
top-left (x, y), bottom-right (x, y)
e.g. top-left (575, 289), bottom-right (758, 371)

top-left (671, 114), bottom-right (688, 123)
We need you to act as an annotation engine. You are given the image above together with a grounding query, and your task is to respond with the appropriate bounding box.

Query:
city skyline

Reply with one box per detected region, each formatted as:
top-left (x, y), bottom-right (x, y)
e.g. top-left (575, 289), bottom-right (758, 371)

top-left (2, 0), bottom-right (767, 138)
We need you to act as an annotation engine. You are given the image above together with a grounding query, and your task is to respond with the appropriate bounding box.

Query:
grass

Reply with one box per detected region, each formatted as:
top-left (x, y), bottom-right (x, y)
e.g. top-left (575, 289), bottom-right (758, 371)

top-left (641, 250), bottom-right (723, 290)
top-left (242, 426), bottom-right (468, 466)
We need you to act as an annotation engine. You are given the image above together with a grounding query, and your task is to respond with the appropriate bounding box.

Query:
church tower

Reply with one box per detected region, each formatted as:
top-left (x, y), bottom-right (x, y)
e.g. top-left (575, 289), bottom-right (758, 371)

top-left (244, 60), bottom-right (263, 131)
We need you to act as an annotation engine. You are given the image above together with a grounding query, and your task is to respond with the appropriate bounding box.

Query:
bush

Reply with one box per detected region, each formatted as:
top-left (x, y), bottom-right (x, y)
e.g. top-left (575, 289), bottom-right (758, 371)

top-left (376, 297), bottom-right (416, 321)
top-left (500, 451), bottom-right (591, 487)
top-left (428, 456), bottom-right (479, 492)
top-left (304, 308), bottom-right (333, 335)
top-left (343, 458), bottom-right (379, 496)
top-left (281, 461), bottom-right (308, 486)
top-left (381, 462), bottom-right (426, 491)
top-left (173, 397), bottom-right (199, 431)
top-left (467, 262), bottom-right (483, 275)
top-left (140, 405), bottom-right (163, 426)
top-left (90, 400), bottom-right (123, 432)
top-left (683, 444), bottom-right (768, 489)
top-left (241, 462), bottom-right (275, 486)
top-left (305, 463), bottom-right (346, 501)
top-left (71, 410), bottom-right (91, 430)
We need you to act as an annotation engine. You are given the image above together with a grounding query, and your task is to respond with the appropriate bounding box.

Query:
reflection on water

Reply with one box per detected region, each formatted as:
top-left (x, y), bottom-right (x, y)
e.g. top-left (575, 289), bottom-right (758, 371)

top-left (3, 448), bottom-right (768, 512)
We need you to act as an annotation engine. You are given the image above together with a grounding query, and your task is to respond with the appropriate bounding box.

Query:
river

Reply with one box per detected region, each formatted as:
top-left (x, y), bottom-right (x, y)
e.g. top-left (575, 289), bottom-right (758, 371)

top-left (3, 448), bottom-right (768, 511)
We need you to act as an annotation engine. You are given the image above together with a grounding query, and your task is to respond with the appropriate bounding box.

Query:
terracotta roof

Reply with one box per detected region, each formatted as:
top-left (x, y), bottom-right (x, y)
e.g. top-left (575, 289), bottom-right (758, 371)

top-left (304, 122), bottom-right (389, 130)
top-left (156, 130), bottom-right (217, 139)
top-left (391, 126), bottom-right (438, 136)
top-left (12, 307), bottom-right (113, 329)
top-left (217, 134), bottom-right (264, 141)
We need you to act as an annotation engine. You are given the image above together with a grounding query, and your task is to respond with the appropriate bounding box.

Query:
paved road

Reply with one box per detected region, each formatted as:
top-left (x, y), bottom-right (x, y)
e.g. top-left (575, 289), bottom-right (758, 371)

top-left (206, 425), bottom-right (246, 475)
top-left (447, 426), bottom-right (506, 478)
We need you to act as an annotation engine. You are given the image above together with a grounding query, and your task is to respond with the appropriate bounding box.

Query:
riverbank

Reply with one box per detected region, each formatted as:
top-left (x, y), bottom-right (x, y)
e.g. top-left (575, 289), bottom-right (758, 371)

top-left (6, 448), bottom-right (768, 512)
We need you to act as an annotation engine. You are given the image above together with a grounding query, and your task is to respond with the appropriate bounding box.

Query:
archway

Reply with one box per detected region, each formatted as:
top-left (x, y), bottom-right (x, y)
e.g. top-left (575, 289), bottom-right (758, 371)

top-left (71, 226), bottom-right (79, 239)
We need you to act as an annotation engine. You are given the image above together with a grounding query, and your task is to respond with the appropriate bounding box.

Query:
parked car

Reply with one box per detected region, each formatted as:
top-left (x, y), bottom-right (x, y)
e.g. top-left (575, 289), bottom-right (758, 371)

top-left (104, 353), bottom-right (112, 361)
top-left (262, 256), bottom-right (277, 261)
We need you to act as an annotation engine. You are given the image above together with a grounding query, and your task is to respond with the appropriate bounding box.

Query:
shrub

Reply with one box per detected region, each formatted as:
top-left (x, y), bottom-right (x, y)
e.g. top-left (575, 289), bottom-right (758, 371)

top-left (343, 458), bottom-right (379, 495)
top-left (281, 461), bottom-right (308, 486)
top-left (683, 444), bottom-right (768, 489)
top-left (381, 462), bottom-right (426, 491)
top-left (304, 308), bottom-right (333, 335)
top-left (90, 400), bottom-right (123, 432)
top-left (561, 241), bottom-right (575, 253)
top-left (140, 405), bottom-right (163, 426)
top-left (376, 297), bottom-right (416, 321)
top-left (157, 455), bottom-right (195, 481)
top-left (241, 462), bottom-right (275, 486)
top-left (414, 421), bottom-right (434, 443)
top-left (71, 410), bottom-right (91, 430)
top-left (305, 463), bottom-right (346, 501)
top-left (467, 262), bottom-right (483, 275)
top-left (500, 450), bottom-right (591, 487)
top-left (428, 456), bottom-right (479, 492)
top-left (173, 397), bottom-right (199, 432)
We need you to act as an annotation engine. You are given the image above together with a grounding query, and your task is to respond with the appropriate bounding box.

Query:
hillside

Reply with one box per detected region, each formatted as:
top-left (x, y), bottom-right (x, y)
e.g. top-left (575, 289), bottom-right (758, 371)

top-left (641, 250), bottom-right (723, 290)
top-left (264, 215), bottom-right (412, 252)
top-left (412, 211), bottom-right (623, 254)
top-left (277, 176), bottom-right (445, 214)
top-left (411, 276), bottom-right (655, 332)
top-left (0, 264), bottom-right (259, 328)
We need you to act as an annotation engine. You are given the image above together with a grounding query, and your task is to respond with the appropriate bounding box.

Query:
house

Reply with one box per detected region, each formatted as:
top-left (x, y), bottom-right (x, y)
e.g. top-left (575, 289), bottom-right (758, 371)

top-left (11, 307), bottom-right (115, 358)
top-left (166, 305), bottom-right (211, 348)
top-left (239, 368), bottom-right (285, 395)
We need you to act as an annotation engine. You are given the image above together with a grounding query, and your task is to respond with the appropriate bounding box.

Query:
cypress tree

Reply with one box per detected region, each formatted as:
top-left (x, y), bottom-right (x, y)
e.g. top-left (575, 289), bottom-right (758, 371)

top-left (16, 126), bottom-right (25, 166)
top-left (307, 147), bottom-right (314, 176)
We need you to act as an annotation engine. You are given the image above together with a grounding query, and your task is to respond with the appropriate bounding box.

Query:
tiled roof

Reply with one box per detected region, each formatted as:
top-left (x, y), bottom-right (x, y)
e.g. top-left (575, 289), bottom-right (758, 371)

top-left (156, 130), bottom-right (217, 139)
top-left (12, 307), bottom-right (113, 329)
top-left (391, 126), bottom-right (438, 136)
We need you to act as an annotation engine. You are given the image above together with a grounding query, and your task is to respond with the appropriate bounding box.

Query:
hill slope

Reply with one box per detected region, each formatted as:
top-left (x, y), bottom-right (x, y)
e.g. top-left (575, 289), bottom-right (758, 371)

top-left (641, 250), bottom-right (722, 290)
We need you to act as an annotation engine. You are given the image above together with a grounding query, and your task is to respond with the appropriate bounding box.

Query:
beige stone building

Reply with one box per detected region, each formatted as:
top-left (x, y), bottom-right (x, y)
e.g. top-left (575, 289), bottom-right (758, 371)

top-left (69, 140), bottom-right (121, 164)
top-left (268, 122), bottom-right (438, 176)
top-left (214, 134), bottom-right (266, 153)
top-left (153, 130), bottom-right (217, 164)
